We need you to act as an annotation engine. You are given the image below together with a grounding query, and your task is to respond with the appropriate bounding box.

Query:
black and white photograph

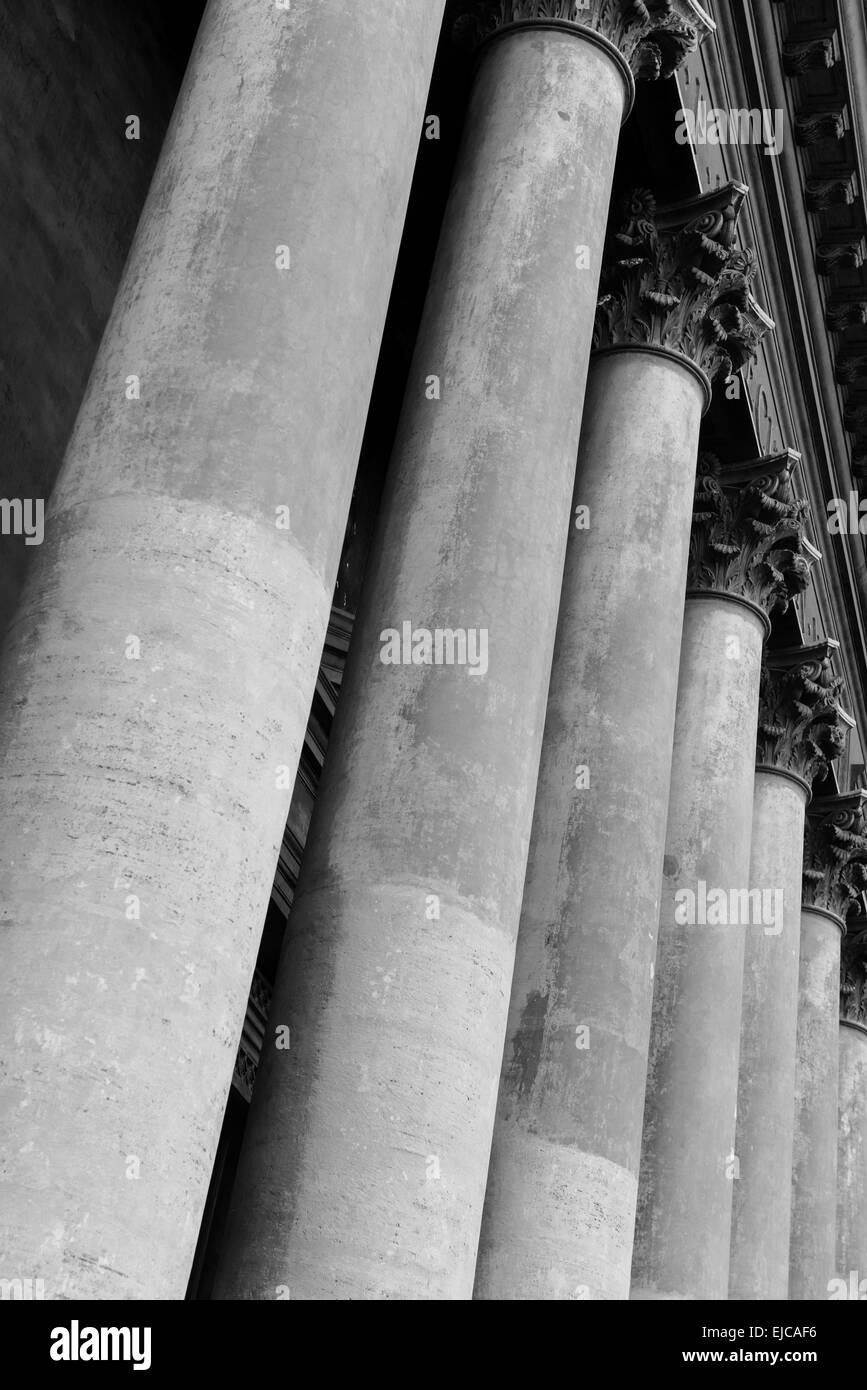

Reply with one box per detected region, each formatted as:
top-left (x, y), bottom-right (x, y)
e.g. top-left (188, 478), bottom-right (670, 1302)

top-left (0, 0), bottom-right (865, 1357)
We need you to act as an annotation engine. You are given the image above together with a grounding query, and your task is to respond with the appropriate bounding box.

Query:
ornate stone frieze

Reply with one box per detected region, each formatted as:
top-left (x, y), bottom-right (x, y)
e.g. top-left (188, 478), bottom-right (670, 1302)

top-left (687, 451), bottom-right (812, 615)
top-left (841, 921), bottom-right (867, 1026)
top-left (756, 640), bottom-right (848, 785)
top-left (453, 1), bottom-right (713, 78)
top-left (802, 791), bottom-right (867, 920)
top-left (593, 184), bottom-right (770, 380)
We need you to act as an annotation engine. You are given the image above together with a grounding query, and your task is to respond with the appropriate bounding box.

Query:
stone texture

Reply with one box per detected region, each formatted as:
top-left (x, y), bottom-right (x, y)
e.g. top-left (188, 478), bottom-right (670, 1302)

top-left (455, 0), bottom-right (713, 81)
top-left (837, 1019), bottom-right (867, 1284)
top-left (729, 772), bottom-right (808, 1300)
top-left (632, 453), bottom-right (811, 1301)
top-left (475, 347), bottom-right (703, 1302)
top-left (792, 793), bottom-right (867, 1299)
top-left (837, 917), bottom-right (867, 1287)
top-left (475, 182), bottom-right (760, 1302)
top-left (730, 644), bottom-right (848, 1301)
top-left (791, 908), bottom-right (846, 1299)
top-left (0, 0), bottom-right (445, 1299)
top-left (214, 18), bottom-right (631, 1302)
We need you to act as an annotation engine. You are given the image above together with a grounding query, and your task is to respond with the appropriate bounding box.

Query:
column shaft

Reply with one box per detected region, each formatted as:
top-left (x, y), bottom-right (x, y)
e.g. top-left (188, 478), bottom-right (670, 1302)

top-left (0, 0), bottom-right (445, 1298)
top-left (790, 907), bottom-right (844, 1299)
top-left (632, 595), bottom-right (766, 1299)
top-left (729, 769), bottom-right (808, 1299)
top-left (632, 448), bottom-right (811, 1301)
top-left (474, 347), bottom-right (704, 1301)
top-left (837, 1022), bottom-right (867, 1283)
top-left (214, 21), bottom-right (631, 1301)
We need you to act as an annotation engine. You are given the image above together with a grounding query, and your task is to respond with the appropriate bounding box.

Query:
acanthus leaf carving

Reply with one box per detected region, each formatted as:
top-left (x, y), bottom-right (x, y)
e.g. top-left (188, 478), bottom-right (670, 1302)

top-left (841, 920), bottom-right (867, 1026)
top-left (593, 183), bottom-right (770, 379)
top-left (452, 1), bottom-right (713, 79)
top-left (802, 791), bottom-right (867, 921)
top-left (757, 641), bottom-right (848, 785)
top-left (687, 451), bottom-right (812, 616)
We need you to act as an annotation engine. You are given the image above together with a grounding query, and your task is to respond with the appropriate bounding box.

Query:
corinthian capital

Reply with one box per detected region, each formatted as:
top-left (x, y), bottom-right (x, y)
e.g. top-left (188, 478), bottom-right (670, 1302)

top-left (687, 451), bottom-right (813, 616)
top-left (757, 641), bottom-right (849, 785)
top-left (841, 920), bottom-right (867, 1026)
top-left (454, 1), bottom-right (714, 79)
top-left (594, 184), bottom-right (772, 380)
top-left (802, 791), bottom-right (867, 920)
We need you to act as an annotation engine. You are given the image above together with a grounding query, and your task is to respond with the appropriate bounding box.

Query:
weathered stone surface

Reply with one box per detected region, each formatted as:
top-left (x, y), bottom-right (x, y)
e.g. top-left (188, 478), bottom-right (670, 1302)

top-left (731, 645), bottom-right (849, 1301)
top-left (729, 769), bottom-right (808, 1301)
top-left (791, 904), bottom-right (847, 1301)
top-left (476, 346), bottom-right (705, 1300)
top-left (0, 0), bottom-right (445, 1300)
top-left (455, 0), bottom-right (713, 82)
top-left (792, 795), bottom-right (867, 1300)
top-left (837, 923), bottom-right (867, 1288)
top-left (214, 17), bottom-right (628, 1301)
top-left (475, 180), bottom-right (764, 1303)
top-left (633, 455), bottom-right (810, 1301)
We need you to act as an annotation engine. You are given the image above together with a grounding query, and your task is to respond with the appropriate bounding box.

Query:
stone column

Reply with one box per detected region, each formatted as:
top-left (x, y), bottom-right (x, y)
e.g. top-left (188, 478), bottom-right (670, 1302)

top-left (0, 0), bottom-right (446, 1300)
top-left (631, 453), bottom-right (813, 1300)
top-left (214, 1), bottom-right (714, 1302)
top-left (836, 923), bottom-right (867, 1290)
top-left (729, 643), bottom-right (848, 1300)
top-left (474, 183), bottom-right (763, 1302)
top-left (790, 793), bottom-right (867, 1301)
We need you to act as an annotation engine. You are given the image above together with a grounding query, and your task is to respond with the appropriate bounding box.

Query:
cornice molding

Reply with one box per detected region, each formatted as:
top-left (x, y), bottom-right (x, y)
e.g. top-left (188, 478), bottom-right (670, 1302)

top-left (712, 0), bottom-right (867, 776)
top-left (773, 2), bottom-right (867, 523)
